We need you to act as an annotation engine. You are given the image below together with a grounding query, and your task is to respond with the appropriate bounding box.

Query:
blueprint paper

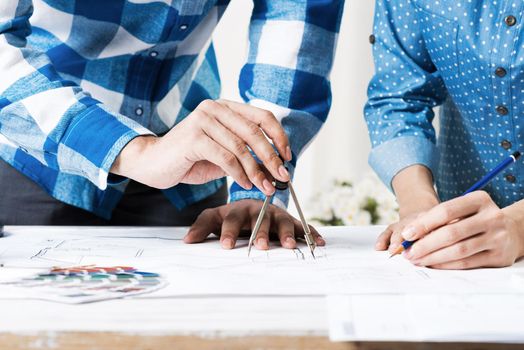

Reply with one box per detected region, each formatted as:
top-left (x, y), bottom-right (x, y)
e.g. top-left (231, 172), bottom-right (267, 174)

top-left (0, 226), bottom-right (523, 299)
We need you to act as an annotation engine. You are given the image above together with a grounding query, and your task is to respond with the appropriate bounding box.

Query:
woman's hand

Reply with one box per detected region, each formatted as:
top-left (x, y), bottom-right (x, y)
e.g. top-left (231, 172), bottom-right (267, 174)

top-left (376, 165), bottom-right (440, 254)
top-left (400, 191), bottom-right (524, 269)
top-left (375, 212), bottom-right (426, 254)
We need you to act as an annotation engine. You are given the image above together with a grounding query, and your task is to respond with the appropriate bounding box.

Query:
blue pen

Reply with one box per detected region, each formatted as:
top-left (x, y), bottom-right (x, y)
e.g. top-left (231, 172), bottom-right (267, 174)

top-left (390, 151), bottom-right (521, 258)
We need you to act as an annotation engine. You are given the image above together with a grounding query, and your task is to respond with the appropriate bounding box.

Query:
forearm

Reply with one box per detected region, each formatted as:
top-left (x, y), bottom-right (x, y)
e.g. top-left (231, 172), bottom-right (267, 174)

top-left (233, 0), bottom-right (344, 207)
top-left (392, 165), bottom-right (440, 218)
top-left (0, 1), bottom-right (153, 190)
top-left (365, 0), bottom-right (447, 197)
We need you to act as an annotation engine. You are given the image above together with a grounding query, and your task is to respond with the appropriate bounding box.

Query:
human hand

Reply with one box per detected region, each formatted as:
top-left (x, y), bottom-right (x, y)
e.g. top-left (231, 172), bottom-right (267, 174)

top-left (400, 191), bottom-right (524, 269)
top-left (377, 165), bottom-right (440, 253)
top-left (111, 99), bottom-right (291, 195)
top-left (375, 212), bottom-right (426, 254)
top-left (184, 199), bottom-right (326, 250)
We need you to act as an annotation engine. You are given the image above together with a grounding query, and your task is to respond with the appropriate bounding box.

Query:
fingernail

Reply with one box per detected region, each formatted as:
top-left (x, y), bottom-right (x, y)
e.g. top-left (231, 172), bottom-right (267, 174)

top-left (262, 179), bottom-right (274, 194)
top-left (317, 237), bottom-right (326, 246)
top-left (405, 246), bottom-right (416, 259)
top-left (256, 237), bottom-right (268, 249)
top-left (286, 146), bottom-right (292, 161)
top-left (278, 165), bottom-right (289, 180)
top-left (402, 227), bottom-right (417, 240)
top-left (285, 237), bottom-right (296, 247)
top-left (222, 238), bottom-right (234, 249)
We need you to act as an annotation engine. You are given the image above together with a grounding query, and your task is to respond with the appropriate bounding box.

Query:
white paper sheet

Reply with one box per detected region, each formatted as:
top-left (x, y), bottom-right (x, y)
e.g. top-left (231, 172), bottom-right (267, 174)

top-left (327, 294), bottom-right (524, 343)
top-left (0, 226), bottom-right (523, 299)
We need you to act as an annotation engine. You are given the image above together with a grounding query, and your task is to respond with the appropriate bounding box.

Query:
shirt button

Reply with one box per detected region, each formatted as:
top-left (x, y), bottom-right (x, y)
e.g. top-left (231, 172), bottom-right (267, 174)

top-left (369, 34), bottom-right (376, 44)
top-left (505, 15), bottom-right (517, 27)
top-left (501, 140), bottom-right (512, 150)
top-left (495, 67), bottom-right (507, 77)
top-left (505, 174), bottom-right (517, 183)
top-left (496, 105), bottom-right (509, 116)
top-left (179, 24), bottom-right (188, 31)
top-left (149, 51), bottom-right (158, 58)
top-left (135, 107), bottom-right (144, 116)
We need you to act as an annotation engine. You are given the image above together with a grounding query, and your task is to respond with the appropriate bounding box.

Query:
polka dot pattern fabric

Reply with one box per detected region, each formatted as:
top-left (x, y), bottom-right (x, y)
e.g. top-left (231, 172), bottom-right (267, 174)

top-left (364, 0), bottom-right (524, 208)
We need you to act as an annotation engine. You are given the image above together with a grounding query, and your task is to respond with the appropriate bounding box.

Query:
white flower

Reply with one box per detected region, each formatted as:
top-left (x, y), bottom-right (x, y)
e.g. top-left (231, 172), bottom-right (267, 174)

top-left (377, 208), bottom-right (399, 225)
top-left (353, 177), bottom-right (378, 202)
top-left (343, 210), bottom-right (372, 226)
top-left (306, 194), bottom-right (333, 221)
top-left (330, 186), bottom-right (354, 205)
top-left (333, 196), bottom-right (360, 223)
top-left (306, 174), bottom-right (399, 226)
top-left (376, 189), bottom-right (397, 207)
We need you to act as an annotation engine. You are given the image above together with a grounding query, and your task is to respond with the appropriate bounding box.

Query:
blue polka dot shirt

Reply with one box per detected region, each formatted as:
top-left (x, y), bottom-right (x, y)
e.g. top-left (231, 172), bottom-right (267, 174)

top-left (365, 0), bottom-right (524, 208)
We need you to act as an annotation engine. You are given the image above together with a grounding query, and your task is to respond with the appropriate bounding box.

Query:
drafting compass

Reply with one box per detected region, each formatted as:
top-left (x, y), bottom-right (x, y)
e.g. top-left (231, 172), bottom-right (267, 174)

top-left (247, 168), bottom-right (316, 259)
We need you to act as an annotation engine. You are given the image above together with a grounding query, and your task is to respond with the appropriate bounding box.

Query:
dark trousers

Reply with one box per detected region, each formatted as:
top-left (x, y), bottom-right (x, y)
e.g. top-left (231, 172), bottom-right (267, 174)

top-left (0, 160), bottom-right (227, 226)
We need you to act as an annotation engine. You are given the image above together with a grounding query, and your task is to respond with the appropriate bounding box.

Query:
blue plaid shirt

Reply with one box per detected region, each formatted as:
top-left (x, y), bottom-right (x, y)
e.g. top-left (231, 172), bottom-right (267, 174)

top-left (365, 0), bottom-right (524, 208)
top-left (0, 0), bottom-right (343, 219)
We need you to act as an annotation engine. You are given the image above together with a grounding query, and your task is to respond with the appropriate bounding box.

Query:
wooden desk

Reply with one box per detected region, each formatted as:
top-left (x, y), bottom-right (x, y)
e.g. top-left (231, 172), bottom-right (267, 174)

top-left (1, 297), bottom-right (522, 350)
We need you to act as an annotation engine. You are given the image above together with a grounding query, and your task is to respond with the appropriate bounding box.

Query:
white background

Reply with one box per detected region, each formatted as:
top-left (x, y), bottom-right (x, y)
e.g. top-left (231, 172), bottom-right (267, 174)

top-left (213, 0), bottom-right (376, 206)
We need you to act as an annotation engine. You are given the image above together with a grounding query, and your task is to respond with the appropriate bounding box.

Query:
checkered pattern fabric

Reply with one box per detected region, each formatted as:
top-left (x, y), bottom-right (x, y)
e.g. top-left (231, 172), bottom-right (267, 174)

top-left (0, 0), bottom-right (343, 219)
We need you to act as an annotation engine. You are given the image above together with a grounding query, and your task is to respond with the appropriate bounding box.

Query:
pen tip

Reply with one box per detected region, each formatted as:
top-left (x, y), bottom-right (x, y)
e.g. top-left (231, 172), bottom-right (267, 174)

top-left (514, 151), bottom-right (521, 160)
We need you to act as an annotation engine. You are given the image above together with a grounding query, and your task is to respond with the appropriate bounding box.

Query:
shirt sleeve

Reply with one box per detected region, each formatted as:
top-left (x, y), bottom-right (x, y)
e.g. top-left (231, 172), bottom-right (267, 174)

top-left (364, 0), bottom-right (449, 191)
top-left (230, 0), bottom-right (345, 208)
top-left (0, 1), bottom-right (153, 191)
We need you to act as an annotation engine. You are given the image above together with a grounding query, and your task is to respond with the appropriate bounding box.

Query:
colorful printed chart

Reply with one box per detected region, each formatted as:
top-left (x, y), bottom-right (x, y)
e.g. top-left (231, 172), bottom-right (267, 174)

top-left (1, 265), bottom-right (167, 304)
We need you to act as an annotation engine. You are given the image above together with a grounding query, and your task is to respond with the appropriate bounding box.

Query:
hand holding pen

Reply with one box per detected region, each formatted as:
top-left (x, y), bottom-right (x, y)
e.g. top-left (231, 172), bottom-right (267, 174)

top-left (389, 152), bottom-right (524, 269)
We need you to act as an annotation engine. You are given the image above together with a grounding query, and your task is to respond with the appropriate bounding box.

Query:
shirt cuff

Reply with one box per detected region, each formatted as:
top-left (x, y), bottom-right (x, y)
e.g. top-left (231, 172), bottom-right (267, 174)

top-left (368, 136), bottom-right (439, 192)
top-left (229, 183), bottom-right (289, 209)
top-left (59, 104), bottom-right (154, 190)
top-left (229, 161), bottom-right (296, 209)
